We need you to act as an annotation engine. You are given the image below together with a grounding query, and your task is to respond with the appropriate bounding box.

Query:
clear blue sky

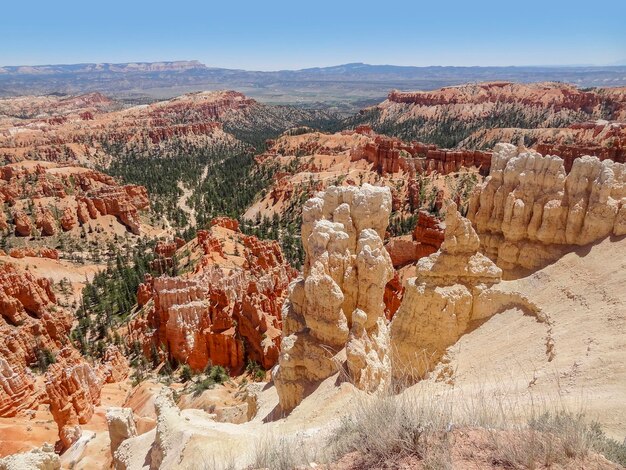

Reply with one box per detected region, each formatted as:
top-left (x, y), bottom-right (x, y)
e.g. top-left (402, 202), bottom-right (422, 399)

top-left (1, 0), bottom-right (625, 69)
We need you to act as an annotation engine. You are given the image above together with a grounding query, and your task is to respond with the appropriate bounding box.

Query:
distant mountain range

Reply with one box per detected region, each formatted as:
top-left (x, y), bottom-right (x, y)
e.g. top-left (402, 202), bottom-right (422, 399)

top-left (1, 60), bottom-right (625, 111)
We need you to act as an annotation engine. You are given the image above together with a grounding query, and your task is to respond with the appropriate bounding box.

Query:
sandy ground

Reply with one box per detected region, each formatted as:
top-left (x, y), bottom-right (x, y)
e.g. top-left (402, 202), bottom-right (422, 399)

top-left (413, 235), bottom-right (626, 439)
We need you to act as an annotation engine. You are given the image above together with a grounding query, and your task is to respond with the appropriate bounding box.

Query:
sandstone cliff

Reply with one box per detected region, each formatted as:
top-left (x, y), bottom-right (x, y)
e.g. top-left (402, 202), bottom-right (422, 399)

top-left (130, 219), bottom-right (296, 374)
top-left (0, 262), bottom-right (128, 452)
top-left (274, 184), bottom-right (394, 411)
top-left (468, 143), bottom-right (626, 270)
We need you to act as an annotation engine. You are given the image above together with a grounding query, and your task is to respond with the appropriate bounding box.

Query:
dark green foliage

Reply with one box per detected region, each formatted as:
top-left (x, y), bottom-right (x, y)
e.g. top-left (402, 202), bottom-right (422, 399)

top-left (36, 348), bottom-right (56, 372)
top-left (343, 103), bottom-right (587, 149)
top-left (180, 364), bottom-right (193, 382)
top-left (192, 365), bottom-right (230, 396)
top-left (245, 360), bottom-right (266, 381)
top-left (387, 213), bottom-right (418, 238)
top-left (72, 239), bottom-right (156, 358)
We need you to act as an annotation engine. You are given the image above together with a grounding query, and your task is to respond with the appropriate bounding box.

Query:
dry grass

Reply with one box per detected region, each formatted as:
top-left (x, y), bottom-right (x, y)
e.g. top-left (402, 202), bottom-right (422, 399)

top-left (324, 387), bottom-right (626, 469)
top-left (252, 433), bottom-right (316, 470)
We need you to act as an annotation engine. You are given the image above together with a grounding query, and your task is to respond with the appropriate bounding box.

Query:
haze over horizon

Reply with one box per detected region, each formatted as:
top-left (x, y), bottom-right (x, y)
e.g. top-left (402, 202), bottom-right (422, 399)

top-left (2, 0), bottom-right (625, 70)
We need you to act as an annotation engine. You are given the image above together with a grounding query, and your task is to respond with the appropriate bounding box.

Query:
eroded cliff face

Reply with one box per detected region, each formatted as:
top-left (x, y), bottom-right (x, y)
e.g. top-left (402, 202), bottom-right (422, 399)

top-left (0, 162), bottom-right (149, 237)
top-left (350, 128), bottom-right (492, 176)
top-left (385, 211), bottom-right (444, 268)
top-left (390, 202), bottom-right (541, 381)
top-left (468, 143), bottom-right (626, 270)
top-left (130, 220), bottom-right (297, 374)
top-left (0, 262), bottom-right (128, 451)
top-left (274, 184), bottom-right (394, 411)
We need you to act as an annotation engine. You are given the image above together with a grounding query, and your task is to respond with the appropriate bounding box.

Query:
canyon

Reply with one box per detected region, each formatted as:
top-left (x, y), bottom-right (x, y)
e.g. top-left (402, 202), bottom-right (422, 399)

top-left (0, 80), bottom-right (625, 469)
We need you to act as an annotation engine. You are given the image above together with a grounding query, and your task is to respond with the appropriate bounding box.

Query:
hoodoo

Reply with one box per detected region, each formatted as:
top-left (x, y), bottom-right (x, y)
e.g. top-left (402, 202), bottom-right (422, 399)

top-left (468, 143), bottom-right (626, 270)
top-left (274, 184), bottom-right (394, 411)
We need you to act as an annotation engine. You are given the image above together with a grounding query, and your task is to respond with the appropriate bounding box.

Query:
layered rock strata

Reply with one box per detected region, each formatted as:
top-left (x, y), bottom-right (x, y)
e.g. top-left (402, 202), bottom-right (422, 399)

top-left (274, 184), bottom-right (394, 411)
top-left (468, 143), bottom-right (626, 270)
top-left (350, 130), bottom-right (492, 176)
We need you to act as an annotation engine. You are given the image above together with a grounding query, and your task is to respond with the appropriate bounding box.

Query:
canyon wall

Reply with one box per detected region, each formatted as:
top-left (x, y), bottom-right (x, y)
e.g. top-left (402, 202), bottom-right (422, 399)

top-left (387, 82), bottom-right (626, 119)
top-left (274, 184), bottom-right (394, 411)
top-left (385, 211), bottom-right (444, 268)
top-left (131, 220), bottom-right (297, 374)
top-left (468, 143), bottom-right (626, 270)
top-left (350, 129), bottom-right (492, 176)
top-left (0, 262), bottom-right (128, 451)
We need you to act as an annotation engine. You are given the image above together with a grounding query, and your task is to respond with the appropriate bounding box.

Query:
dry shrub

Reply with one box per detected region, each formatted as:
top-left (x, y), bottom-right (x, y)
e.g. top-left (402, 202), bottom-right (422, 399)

top-left (326, 387), bottom-right (626, 469)
top-left (252, 433), bottom-right (315, 470)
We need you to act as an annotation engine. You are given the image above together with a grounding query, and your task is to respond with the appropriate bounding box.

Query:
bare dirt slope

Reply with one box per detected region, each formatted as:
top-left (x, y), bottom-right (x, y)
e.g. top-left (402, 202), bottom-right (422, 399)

top-left (418, 235), bottom-right (626, 439)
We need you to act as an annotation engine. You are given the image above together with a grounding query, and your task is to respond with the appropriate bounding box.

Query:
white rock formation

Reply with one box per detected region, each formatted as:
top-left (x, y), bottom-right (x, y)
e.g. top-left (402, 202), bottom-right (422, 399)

top-left (106, 407), bottom-right (137, 466)
top-left (274, 184), bottom-right (394, 411)
top-left (468, 143), bottom-right (626, 269)
top-left (390, 201), bottom-right (541, 381)
top-left (0, 444), bottom-right (59, 470)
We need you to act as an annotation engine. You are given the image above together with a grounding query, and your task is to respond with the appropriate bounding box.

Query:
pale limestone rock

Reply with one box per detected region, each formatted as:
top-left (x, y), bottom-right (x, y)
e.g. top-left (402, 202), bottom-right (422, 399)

top-left (468, 143), bottom-right (626, 269)
top-left (0, 444), bottom-right (60, 470)
top-left (106, 407), bottom-right (137, 463)
top-left (275, 184), bottom-right (393, 411)
top-left (390, 201), bottom-right (539, 382)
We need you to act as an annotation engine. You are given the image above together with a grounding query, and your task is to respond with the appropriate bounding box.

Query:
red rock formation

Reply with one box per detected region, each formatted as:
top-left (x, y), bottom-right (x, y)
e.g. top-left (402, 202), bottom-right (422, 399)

top-left (12, 210), bottom-right (32, 236)
top-left (385, 211), bottom-right (445, 268)
top-left (0, 263), bottom-right (72, 419)
top-left (384, 272), bottom-right (404, 320)
top-left (387, 82), bottom-right (626, 117)
top-left (45, 348), bottom-right (103, 451)
top-left (0, 358), bottom-right (37, 417)
top-left (88, 185), bottom-right (149, 235)
top-left (137, 274), bottom-right (154, 307)
top-left (197, 230), bottom-right (225, 259)
top-left (60, 206), bottom-right (77, 231)
top-left (211, 217), bottom-right (240, 232)
top-left (8, 247), bottom-right (59, 260)
top-left (0, 263), bottom-right (128, 450)
top-left (102, 345), bottom-right (130, 384)
top-left (133, 229), bottom-right (296, 374)
top-left (34, 206), bottom-right (57, 236)
top-left (351, 135), bottom-right (492, 176)
top-left (0, 210), bottom-right (7, 232)
top-left (413, 211), bottom-right (445, 248)
top-left (45, 344), bottom-right (129, 451)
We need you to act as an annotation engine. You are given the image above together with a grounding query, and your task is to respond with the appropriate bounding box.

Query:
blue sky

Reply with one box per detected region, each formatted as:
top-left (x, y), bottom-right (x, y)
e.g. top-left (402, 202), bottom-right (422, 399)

top-left (1, 0), bottom-right (625, 69)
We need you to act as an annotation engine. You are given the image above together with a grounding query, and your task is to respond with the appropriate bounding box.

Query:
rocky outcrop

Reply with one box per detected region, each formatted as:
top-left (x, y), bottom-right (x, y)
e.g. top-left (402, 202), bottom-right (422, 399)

top-left (34, 207), bottom-right (57, 236)
top-left (45, 348), bottom-right (103, 451)
top-left (0, 264), bottom-right (71, 368)
top-left (12, 210), bottom-right (32, 236)
top-left (0, 357), bottom-right (37, 417)
top-left (44, 345), bottom-right (128, 452)
top-left (351, 132), bottom-right (492, 176)
top-left (106, 407), bottom-right (137, 460)
top-left (0, 443), bottom-right (60, 470)
top-left (468, 143), bottom-right (626, 270)
top-left (390, 201), bottom-right (540, 381)
top-left (274, 184), bottom-right (394, 412)
top-left (0, 263), bottom-right (71, 417)
top-left (211, 217), bottom-right (240, 232)
top-left (132, 227), bottom-right (296, 374)
top-left (0, 263), bottom-right (128, 451)
top-left (59, 207), bottom-right (76, 231)
top-left (7, 247), bottom-right (59, 260)
top-left (387, 82), bottom-right (626, 118)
